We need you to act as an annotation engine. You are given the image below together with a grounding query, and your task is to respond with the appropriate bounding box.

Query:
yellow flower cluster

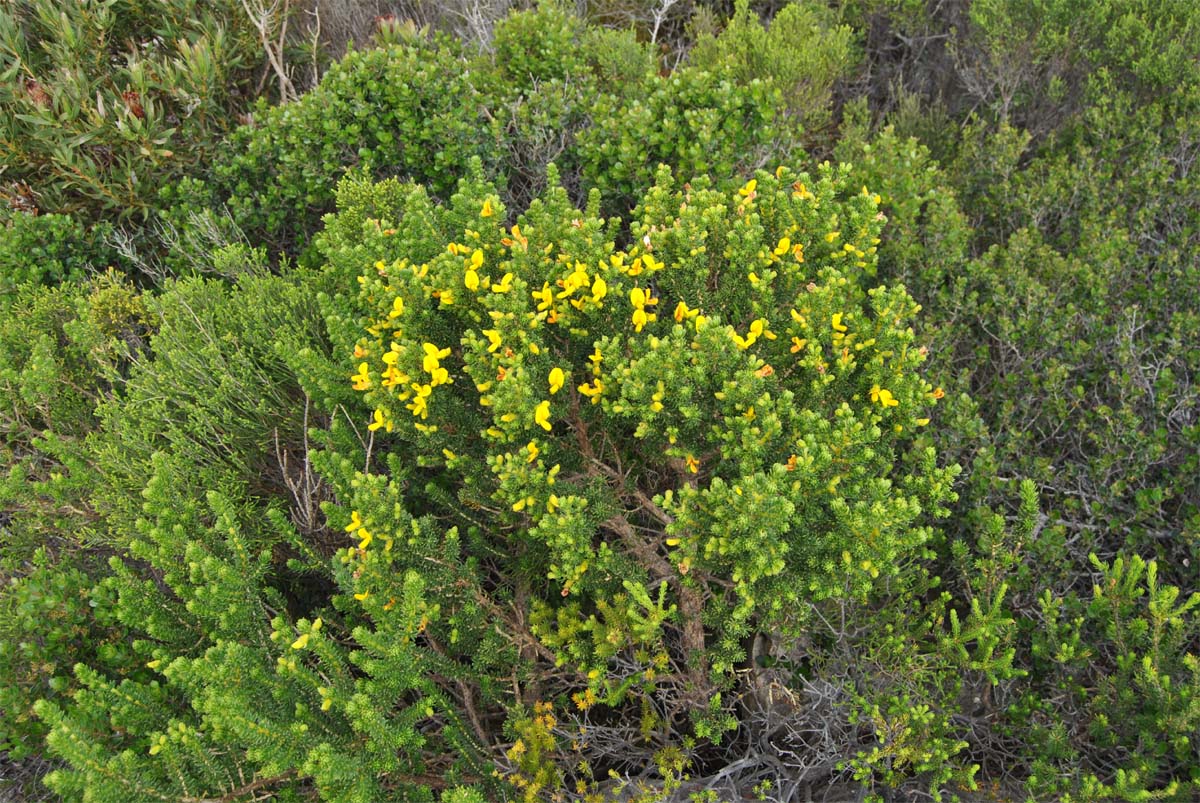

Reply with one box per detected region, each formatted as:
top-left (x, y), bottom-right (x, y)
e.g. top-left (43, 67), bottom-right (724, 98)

top-left (628, 285), bottom-right (658, 333)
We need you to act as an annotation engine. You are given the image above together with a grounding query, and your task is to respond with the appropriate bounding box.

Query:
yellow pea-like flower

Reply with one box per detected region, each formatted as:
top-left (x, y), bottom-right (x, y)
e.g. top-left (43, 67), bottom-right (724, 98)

top-left (464, 269), bottom-right (480, 292)
top-left (832, 313), bottom-right (848, 333)
top-left (351, 362), bottom-right (371, 391)
top-left (549, 367), bottom-right (565, 394)
top-left (291, 633), bottom-right (310, 650)
top-left (869, 384), bottom-right (899, 408)
top-left (483, 329), bottom-right (502, 352)
top-left (345, 511), bottom-right (364, 533)
top-left (630, 286), bottom-right (646, 308)
top-left (368, 407), bottom-right (393, 433)
top-left (471, 249), bottom-right (484, 269)
top-left (388, 296), bottom-right (405, 319)
top-left (739, 178), bottom-right (757, 197)
top-left (526, 440), bottom-right (540, 463)
top-left (590, 276), bottom-right (607, 303)
top-left (578, 379), bottom-right (603, 402)
top-left (535, 400), bottom-right (552, 431)
top-left (481, 199), bottom-right (494, 218)
top-left (492, 273), bottom-right (514, 293)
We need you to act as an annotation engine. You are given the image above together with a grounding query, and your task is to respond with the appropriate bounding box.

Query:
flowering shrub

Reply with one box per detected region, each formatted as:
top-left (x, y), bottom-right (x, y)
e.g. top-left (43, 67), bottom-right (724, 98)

top-left (316, 161), bottom-right (957, 790)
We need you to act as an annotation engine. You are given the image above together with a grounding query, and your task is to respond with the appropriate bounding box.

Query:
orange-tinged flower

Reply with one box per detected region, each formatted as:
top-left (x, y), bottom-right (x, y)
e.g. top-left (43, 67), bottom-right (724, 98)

top-left (685, 454), bottom-right (700, 473)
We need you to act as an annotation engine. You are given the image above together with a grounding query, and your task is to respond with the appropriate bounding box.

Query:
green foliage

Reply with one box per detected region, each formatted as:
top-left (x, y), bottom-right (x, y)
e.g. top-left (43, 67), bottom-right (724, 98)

top-left (689, 0), bottom-right (859, 132)
top-left (0, 0), bottom-right (266, 226)
top-left (577, 68), bottom-right (795, 214)
top-left (3, 1), bottom-right (1200, 800)
top-left (0, 213), bottom-right (115, 298)
top-left (209, 38), bottom-right (490, 260)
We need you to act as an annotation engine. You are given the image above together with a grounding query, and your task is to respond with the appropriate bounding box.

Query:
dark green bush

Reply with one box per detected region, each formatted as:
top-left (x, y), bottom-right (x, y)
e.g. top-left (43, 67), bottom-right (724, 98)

top-left (0, 213), bottom-right (114, 300)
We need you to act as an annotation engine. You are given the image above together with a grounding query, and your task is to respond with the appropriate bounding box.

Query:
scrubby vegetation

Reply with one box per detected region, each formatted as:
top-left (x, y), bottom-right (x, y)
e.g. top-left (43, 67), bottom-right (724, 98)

top-left (2, 1), bottom-right (1197, 801)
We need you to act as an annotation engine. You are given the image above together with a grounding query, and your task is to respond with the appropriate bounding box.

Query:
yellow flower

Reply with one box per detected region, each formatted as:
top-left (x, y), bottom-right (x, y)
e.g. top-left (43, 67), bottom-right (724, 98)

top-left (483, 329), bottom-right (502, 352)
top-left (739, 178), bottom-right (757, 197)
top-left (351, 362), bottom-right (371, 391)
top-left (674, 301), bottom-right (696, 322)
top-left (481, 199), bottom-right (494, 217)
top-left (388, 296), bottom-right (405, 319)
top-left (407, 383), bottom-right (432, 418)
top-left (790, 337), bottom-right (808, 353)
top-left (464, 269), bottom-right (480, 292)
top-left (549, 367), bottom-right (565, 394)
top-left (773, 236), bottom-right (791, 257)
top-left (422, 342), bottom-right (451, 373)
top-left (526, 440), bottom-right (540, 463)
top-left (357, 528), bottom-right (373, 549)
top-left (642, 253), bottom-right (663, 273)
top-left (344, 511), bottom-right (364, 533)
top-left (630, 286), bottom-right (646, 308)
top-left (354, 590), bottom-right (370, 601)
top-left (825, 231), bottom-right (840, 243)
top-left (832, 313), bottom-right (848, 333)
top-left (869, 384), bottom-right (899, 408)
top-left (291, 633), bottom-right (310, 650)
top-left (685, 454), bottom-right (700, 473)
top-left (534, 400), bottom-right (552, 431)
top-left (533, 282), bottom-right (555, 311)
top-left (589, 347), bottom-right (603, 372)
top-left (381, 365), bottom-right (409, 388)
top-left (492, 273), bottom-right (514, 293)
top-left (368, 407), bottom-right (394, 433)
top-left (471, 249), bottom-right (484, 269)
top-left (578, 378), bottom-right (603, 402)
top-left (590, 276), bottom-right (607, 303)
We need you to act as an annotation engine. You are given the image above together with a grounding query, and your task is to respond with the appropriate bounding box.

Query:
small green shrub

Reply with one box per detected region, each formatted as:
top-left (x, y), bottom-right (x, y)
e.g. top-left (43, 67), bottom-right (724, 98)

top-left (689, 0), bottom-right (859, 132)
top-left (0, 213), bottom-right (114, 300)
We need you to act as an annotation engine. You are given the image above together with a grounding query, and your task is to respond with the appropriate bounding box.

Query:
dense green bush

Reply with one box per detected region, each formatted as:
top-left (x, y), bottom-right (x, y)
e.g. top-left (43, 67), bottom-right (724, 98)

top-left (0, 213), bottom-right (115, 299)
top-left (3, 1), bottom-right (1200, 800)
